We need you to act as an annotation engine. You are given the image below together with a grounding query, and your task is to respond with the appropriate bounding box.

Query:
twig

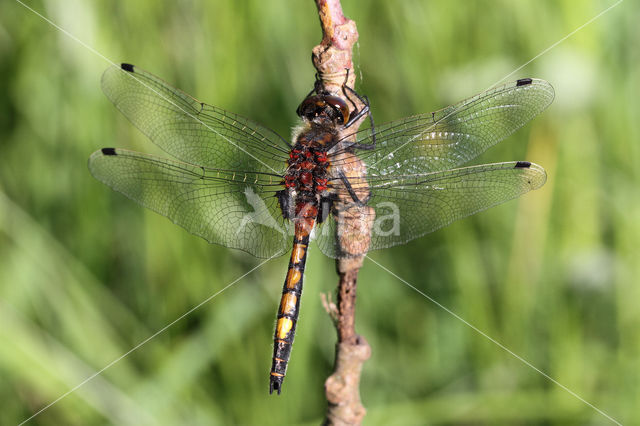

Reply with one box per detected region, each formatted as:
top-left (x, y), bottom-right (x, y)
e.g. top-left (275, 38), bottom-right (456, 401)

top-left (310, 1), bottom-right (372, 424)
top-left (323, 269), bottom-right (371, 426)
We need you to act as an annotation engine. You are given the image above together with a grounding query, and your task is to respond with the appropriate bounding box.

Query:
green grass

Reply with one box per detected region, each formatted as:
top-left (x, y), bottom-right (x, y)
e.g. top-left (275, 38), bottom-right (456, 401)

top-left (1, 0), bottom-right (637, 424)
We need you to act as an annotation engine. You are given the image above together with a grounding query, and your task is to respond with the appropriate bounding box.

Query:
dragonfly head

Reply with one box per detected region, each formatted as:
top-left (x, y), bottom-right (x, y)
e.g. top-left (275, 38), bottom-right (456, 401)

top-left (296, 94), bottom-right (350, 126)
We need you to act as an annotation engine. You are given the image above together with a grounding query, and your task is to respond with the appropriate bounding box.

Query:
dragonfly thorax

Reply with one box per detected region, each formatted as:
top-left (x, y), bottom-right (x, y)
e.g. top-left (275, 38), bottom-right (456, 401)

top-left (279, 128), bottom-right (334, 221)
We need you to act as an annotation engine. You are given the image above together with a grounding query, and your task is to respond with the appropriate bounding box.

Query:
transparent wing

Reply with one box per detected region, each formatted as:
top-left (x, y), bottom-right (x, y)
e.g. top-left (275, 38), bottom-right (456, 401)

top-left (89, 148), bottom-right (291, 258)
top-left (331, 79), bottom-right (554, 175)
top-left (101, 63), bottom-right (290, 174)
top-left (314, 161), bottom-right (546, 258)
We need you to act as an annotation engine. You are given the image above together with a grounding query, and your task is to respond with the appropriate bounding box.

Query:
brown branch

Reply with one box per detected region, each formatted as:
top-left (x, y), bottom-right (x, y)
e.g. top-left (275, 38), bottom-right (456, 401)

top-left (312, 0), bottom-right (358, 93)
top-left (323, 270), bottom-right (371, 426)
top-left (311, 1), bottom-right (372, 425)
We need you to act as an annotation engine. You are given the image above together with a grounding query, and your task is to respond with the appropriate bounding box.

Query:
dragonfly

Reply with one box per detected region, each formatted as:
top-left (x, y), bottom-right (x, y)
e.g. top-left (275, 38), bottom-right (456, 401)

top-left (89, 63), bottom-right (554, 394)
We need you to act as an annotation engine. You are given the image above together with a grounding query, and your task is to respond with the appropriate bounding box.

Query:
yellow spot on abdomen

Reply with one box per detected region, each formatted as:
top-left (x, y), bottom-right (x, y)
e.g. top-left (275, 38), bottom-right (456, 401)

top-left (280, 292), bottom-right (298, 316)
top-left (286, 268), bottom-right (302, 289)
top-left (291, 245), bottom-right (306, 264)
top-left (276, 317), bottom-right (294, 339)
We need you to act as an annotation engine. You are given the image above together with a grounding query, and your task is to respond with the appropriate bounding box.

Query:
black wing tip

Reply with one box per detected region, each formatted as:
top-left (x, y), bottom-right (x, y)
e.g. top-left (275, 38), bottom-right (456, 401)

top-left (515, 161), bottom-right (531, 168)
top-left (101, 147), bottom-right (117, 156)
top-left (516, 78), bottom-right (533, 87)
top-left (121, 63), bottom-right (135, 72)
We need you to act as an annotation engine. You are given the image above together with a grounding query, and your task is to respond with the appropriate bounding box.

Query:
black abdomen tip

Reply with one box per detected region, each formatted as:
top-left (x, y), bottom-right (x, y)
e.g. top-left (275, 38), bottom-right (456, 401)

top-left (269, 378), bottom-right (283, 395)
top-left (121, 63), bottom-right (135, 72)
top-left (101, 147), bottom-right (117, 156)
top-left (516, 78), bottom-right (533, 86)
top-left (515, 161), bottom-right (531, 168)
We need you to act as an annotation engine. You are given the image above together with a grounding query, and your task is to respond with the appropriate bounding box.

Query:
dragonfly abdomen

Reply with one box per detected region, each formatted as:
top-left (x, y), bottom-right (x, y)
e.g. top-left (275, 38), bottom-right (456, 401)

top-left (270, 208), bottom-right (317, 395)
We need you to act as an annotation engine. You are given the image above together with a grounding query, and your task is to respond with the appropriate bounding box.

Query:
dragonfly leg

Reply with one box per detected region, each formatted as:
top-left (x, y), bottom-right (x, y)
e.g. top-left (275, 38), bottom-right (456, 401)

top-left (338, 170), bottom-right (371, 206)
top-left (344, 99), bottom-right (371, 129)
top-left (317, 194), bottom-right (338, 223)
top-left (342, 87), bottom-right (370, 128)
top-left (340, 69), bottom-right (376, 149)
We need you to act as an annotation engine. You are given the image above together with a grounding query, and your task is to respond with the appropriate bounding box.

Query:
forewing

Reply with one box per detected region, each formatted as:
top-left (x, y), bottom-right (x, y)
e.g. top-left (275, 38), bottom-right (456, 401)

top-left (314, 161), bottom-right (546, 258)
top-left (334, 79), bottom-right (554, 175)
top-left (101, 63), bottom-right (290, 173)
top-left (89, 148), bottom-right (290, 258)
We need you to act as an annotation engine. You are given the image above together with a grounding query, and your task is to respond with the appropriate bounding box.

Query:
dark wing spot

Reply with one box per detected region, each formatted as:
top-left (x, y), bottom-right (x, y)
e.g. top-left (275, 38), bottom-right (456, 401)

top-left (101, 147), bottom-right (117, 156)
top-left (515, 161), bottom-right (531, 168)
top-left (516, 78), bottom-right (533, 87)
top-left (121, 63), bottom-right (135, 72)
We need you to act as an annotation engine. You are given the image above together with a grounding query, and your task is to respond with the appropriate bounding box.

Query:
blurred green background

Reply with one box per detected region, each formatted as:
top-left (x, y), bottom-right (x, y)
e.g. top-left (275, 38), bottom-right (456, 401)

top-left (1, 0), bottom-right (637, 424)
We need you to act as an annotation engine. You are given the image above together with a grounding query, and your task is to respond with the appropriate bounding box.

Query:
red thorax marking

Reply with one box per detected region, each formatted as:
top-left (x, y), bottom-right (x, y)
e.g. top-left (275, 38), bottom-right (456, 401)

top-left (300, 171), bottom-right (313, 186)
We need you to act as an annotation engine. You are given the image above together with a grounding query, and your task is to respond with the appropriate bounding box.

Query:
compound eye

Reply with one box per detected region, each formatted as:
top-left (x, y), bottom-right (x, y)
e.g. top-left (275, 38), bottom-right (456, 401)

top-left (296, 98), bottom-right (313, 117)
top-left (297, 96), bottom-right (326, 119)
top-left (325, 96), bottom-right (350, 125)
